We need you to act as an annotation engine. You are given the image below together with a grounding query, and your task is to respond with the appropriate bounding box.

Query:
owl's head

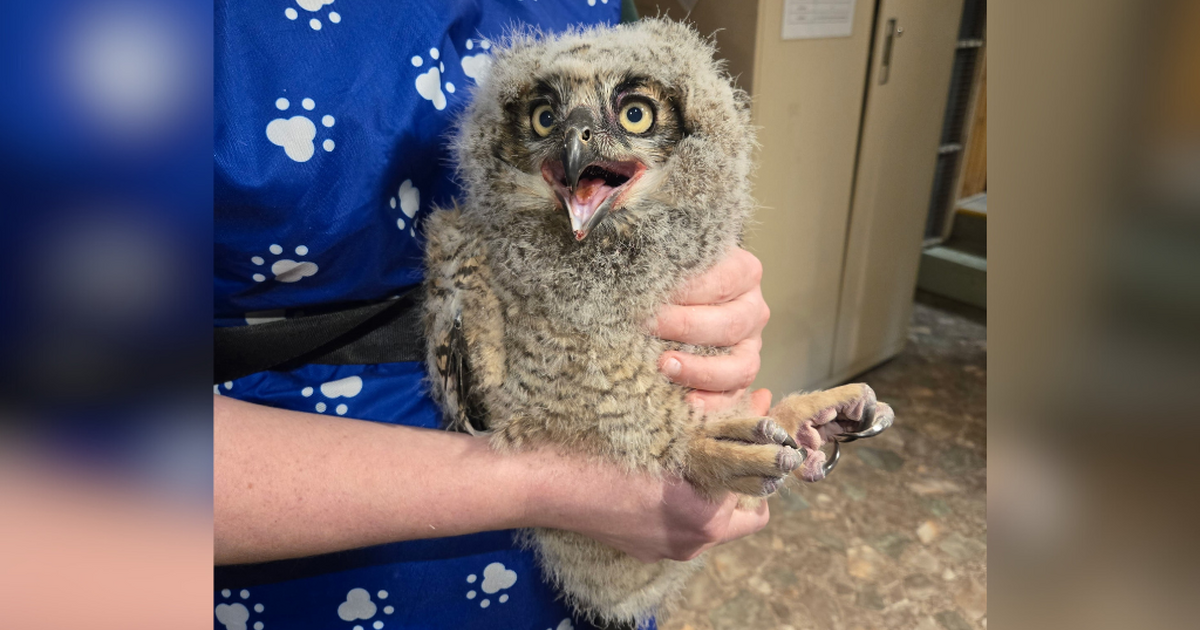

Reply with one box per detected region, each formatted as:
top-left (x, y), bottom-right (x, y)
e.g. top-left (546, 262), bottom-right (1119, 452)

top-left (453, 18), bottom-right (755, 249)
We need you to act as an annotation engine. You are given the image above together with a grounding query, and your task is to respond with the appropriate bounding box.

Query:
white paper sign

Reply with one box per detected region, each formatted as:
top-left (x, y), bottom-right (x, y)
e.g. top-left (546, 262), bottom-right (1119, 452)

top-left (782, 0), bottom-right (857, 40)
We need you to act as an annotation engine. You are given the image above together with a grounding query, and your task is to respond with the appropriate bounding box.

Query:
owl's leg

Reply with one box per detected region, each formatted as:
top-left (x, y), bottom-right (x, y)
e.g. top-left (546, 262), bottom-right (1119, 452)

top-left (683, 416), bottom-right (806, 498)
top-left (770, 383), bottom-right (896, 482)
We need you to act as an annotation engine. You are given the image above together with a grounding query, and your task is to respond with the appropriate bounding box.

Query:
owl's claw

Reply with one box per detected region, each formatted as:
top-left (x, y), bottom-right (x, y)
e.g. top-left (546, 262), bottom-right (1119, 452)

top-left (837, 401), bottom-right (894, 443)
top-left (819, 401), bottom-right (890, 479)
top-left (822, 439), bottom-right (841, 477)
top-left (769, 385), bottom-right (896, 482)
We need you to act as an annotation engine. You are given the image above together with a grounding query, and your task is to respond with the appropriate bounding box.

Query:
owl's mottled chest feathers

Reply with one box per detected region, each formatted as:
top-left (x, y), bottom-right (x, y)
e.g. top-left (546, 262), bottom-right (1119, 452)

top-left (425, 206), bottom-right (701, 468)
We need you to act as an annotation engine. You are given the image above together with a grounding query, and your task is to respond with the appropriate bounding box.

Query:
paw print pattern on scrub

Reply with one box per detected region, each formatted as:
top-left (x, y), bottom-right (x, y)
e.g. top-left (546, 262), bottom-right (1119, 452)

top-left (338, 588), bottom-right (394, 629)
top-left (461, 38), bottom-right (493, 85)
top-left (215, 2), bottom-right (623, 628)
top-left (266, 97), bottom-right (335, 163)
top-left (284, 0), bottom-right (341, 31)
top-left (465, 562), bottom-right (517, 609)
top-left (215, 589), bottom-right (265, 630)
top-left (251, 244), bottom-right (318, 283)
top-left (302, 375), bottom-right (362, 415)
top-left (412, 39), bottom-right (493, 111)
top-left (390, 179), bottom-right (420, 236)
top-left (412, 48), bottom-right (451, 110)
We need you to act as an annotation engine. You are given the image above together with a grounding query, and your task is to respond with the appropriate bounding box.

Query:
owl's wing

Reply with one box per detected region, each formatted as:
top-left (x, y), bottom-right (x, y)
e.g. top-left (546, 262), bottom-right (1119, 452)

top-left (433, 308), bottom-right (489, 433)
top-left (424, 209), bottom-right (503, 434)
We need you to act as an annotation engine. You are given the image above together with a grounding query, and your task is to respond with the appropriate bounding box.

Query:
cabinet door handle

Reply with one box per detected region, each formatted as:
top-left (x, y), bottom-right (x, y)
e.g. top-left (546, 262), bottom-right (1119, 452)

top-left (879, 18), bottom-right (898, 85)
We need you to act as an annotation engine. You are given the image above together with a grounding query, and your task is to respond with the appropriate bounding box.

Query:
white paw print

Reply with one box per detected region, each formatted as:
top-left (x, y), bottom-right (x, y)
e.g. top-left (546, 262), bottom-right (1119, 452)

top-left (548, 620), bottom-right (574, 630)
top-left (251, 244), bottom-right (318, 283)
top-left (338, 588), bottom-right (394, 629)
top-left (302, 375), bottom-right (362, 415)
top-left (586, 0), bottom-right (610, 6)
top-left (215, 589), bottom-right (266, 630)
top-left (412, 48), bottom-right (456, 110)
top-left (465, 562), bottom-right (517, 609)
top-left (266, 97), bottom-right (335, 162)
top-left (389, 179), bottom-right (420, 236)
top-left (284, 0), bottom-right (341, 31)
top-left (213, 381), bottom-right (233, 395)
top-left (461, 38), bottom-right (493, 85)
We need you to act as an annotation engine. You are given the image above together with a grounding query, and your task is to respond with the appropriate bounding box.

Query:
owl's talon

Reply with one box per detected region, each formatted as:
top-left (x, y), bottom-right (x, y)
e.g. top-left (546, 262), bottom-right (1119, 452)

top-left (821, 439), bottom-right (841, 477)
top-left (839, 401), bottom-right (894, 443)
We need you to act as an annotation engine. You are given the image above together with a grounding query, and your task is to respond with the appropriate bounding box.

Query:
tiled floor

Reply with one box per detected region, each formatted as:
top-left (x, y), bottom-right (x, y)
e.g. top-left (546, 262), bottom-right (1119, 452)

top-left (662, 294), bottom-right (987, 630)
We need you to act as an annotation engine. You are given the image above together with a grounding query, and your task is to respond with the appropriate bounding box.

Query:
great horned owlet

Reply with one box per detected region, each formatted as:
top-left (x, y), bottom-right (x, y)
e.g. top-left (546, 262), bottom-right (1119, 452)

top-left (423, 18), bottom-right (895, 627)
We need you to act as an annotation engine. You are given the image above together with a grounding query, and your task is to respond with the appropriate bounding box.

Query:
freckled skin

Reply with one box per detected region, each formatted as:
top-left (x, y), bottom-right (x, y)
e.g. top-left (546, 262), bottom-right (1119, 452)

top-left (423, 19), bottom-right (893, 626)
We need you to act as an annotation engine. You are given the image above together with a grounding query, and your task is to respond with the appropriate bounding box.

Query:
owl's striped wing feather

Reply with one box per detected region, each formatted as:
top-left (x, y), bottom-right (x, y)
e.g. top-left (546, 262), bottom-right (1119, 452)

top-left (425, 209), bottom-right (503, 434)
top-left (433, 309), bottom-right (489, 433)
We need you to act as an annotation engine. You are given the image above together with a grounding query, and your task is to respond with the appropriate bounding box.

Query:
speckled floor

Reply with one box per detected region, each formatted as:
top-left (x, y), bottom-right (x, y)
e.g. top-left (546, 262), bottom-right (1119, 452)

top-left (662, 293), bottom-right (987, 630)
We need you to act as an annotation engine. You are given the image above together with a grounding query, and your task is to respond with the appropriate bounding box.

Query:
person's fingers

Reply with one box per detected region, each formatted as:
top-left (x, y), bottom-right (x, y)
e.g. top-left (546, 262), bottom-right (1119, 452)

top-left (660, 337), bottom-right (762, 391)
top-left (719, 498), bottom-right (770, 544)
top-left (685, 388), bottom-right (772, 415)
top-left (652, 287), bottom-right (769, 347)
top-left (686, 389), bottom-right (746, 414)
top-left (672, 248), bottom-right (763, 306)
top-left (749, 388), bottom-right (773, 416)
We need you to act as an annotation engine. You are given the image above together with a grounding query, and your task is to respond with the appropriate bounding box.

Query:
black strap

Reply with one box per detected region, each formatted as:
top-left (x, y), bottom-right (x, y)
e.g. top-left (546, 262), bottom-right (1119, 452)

top-left (214, 290), bottom-right (424, 383)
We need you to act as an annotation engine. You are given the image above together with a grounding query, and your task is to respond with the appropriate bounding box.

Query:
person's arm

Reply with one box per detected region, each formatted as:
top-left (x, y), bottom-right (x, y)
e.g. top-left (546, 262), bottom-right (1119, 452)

top-left (216, 247), bottom-right (776, 566)
top-left (214, 392), bottom-right (772, 565)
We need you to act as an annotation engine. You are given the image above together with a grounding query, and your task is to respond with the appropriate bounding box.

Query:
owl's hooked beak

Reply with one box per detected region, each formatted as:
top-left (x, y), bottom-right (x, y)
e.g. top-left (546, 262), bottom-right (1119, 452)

top-left (562, 108), bottom-right (599, 192)
top-left (542, 108), bottom-right (645, 241)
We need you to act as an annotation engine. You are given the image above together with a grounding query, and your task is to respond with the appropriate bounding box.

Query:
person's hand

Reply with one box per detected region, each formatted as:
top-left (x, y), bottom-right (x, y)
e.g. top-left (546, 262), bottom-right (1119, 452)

top-left (650, 248), bottom-right (770, 413)
top-left (525, 390), bottom-right (775, 562)
top-left (596, 476), bottom-right (770, 563)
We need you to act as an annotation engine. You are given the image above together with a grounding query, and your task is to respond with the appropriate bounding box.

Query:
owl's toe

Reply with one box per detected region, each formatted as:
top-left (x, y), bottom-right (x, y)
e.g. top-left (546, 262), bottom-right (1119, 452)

top-left (685, 416), bottom-right (808, 498)
top-left (777, 445), bottom-right (805, 472)
top-left (762, 475), bottom-right (788, 495)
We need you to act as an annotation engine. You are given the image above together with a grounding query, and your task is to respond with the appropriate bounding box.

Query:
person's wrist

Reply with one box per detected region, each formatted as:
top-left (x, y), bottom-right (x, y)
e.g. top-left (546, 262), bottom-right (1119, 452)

top-left (499, 445), bottom-right (571, 531)
top-left (517, 448), bottom-right (635, 535)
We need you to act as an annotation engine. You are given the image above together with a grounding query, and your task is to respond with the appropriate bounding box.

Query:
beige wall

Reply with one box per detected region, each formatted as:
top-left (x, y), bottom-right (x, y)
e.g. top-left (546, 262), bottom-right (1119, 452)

top-left (744, 1), bottom-right (876, 395)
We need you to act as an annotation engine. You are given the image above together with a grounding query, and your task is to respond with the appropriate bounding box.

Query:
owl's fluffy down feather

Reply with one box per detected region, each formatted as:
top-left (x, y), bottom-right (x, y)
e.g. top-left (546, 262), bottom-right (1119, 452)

top-left (424, 18), bottom-right (764, 625)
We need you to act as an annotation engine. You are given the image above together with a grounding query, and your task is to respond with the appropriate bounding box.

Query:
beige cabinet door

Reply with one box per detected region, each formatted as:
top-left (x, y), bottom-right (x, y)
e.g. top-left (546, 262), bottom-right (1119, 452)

top-left (832, 0), bottom-right (963, 379)
top-left (743, 0), bottom-right (878, 395)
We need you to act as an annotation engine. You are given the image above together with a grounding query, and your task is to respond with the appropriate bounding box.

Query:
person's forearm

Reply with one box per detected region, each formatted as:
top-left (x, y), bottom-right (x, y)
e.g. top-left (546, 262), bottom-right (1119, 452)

top-left (215, 393), bottom-right (773, 566)
top-left (214, 396), bottom-right (540, 565)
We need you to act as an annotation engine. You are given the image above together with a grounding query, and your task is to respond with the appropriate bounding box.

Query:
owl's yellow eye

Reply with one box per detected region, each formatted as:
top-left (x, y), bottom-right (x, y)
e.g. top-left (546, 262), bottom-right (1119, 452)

top-left (619, 100), bottom-right (654, 134)
top-left (531, 104), bottom-right (556, 137)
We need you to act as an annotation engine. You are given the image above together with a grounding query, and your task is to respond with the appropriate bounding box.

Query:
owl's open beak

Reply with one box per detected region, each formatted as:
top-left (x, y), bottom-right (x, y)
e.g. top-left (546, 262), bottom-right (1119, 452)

top-left (543, 109), bottom-right (645, 241)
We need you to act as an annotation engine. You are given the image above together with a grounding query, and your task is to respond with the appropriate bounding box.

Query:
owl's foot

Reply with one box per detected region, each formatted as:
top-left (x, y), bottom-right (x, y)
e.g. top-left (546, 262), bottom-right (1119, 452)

top-left (684, 416), bottom-right (806, 498)
top-left (770, 384), bottom-right (896, 482)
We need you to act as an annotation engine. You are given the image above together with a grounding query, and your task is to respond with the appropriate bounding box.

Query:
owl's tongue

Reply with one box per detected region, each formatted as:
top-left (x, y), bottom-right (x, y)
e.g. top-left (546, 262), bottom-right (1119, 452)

top-left (568, 177), bottom-right (614, 237)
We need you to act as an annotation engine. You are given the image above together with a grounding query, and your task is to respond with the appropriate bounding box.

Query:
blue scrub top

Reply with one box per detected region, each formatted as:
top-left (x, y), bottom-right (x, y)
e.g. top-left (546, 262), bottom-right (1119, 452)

top-left (213, 2), bottom-right (635, 629)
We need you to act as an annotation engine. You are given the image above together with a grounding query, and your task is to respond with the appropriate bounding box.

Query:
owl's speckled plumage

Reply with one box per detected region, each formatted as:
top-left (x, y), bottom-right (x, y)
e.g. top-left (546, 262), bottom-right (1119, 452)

top-left (423, 19), bottom-right (894, 625)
